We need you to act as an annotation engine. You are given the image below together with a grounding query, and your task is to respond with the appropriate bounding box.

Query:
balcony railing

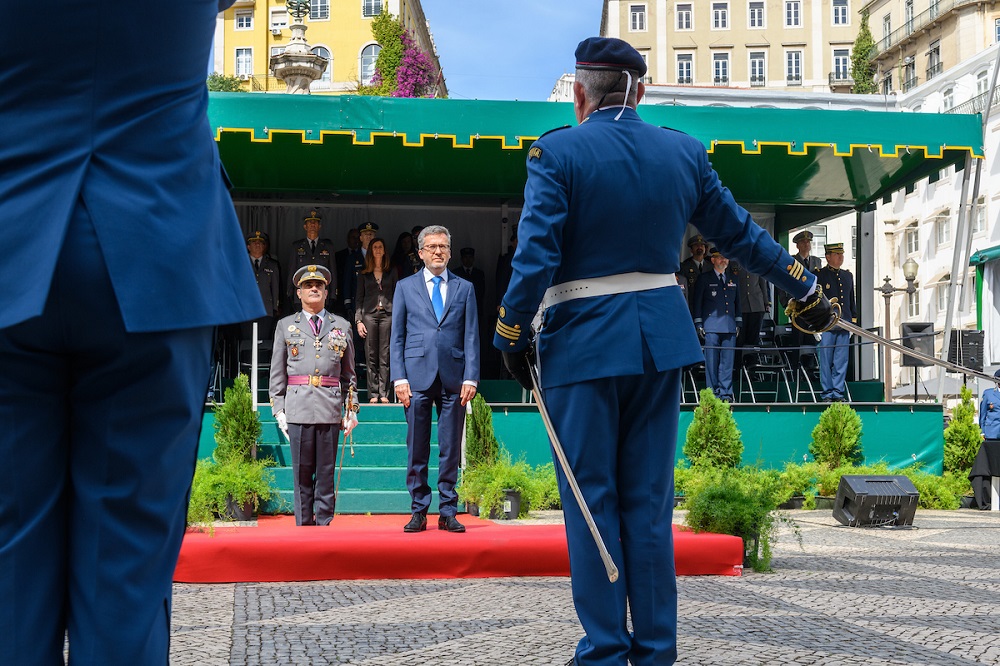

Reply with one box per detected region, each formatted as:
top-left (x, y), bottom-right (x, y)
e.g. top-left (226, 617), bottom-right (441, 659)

top-left (240, 75), bottom-right (288, 93)
top-left (873, 0), bottom-right (980, 60)
top-left (750, 76), bottom-right (766, 88)
top-left (786, 75), bottom-right (802, 86)
top-left (714, 76), bottom-right (730, 86)
top-left (828, 71), bottom-right (854, 87)
top-left (926, 62), bottom-right (943, 81)
top-left (676, 76), bottom-right (693, 85)
top-left (945, 87), bottom-right (1000, 115)
top-left (902, 75), bottom-right (920, 92)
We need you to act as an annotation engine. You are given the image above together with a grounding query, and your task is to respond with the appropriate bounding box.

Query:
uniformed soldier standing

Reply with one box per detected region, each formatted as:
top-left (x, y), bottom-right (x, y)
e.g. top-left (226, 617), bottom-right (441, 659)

top-left (287, 210), bottom-right (337, 311)
top-left (693, 249), bottom-right (742, 402)
top-left (779, 230), bottom-right (824, 367)
top-left (980, 370), bottom-right (1000, 440)
top-left (247, 230), bottom-right (281, 336)
top-left (815, 242), bottom-right (856, 402)
top-left (270, 265), bottom-right (357, 526)
top-left (679, 234), bottom-right (709, 295)
top-left (494, 37), bottom-right (833, 666)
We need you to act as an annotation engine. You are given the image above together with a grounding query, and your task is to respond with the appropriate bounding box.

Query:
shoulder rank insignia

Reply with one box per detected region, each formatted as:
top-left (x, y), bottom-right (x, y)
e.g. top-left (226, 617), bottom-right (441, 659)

top-left (528, 146), bottom-right (543, 160)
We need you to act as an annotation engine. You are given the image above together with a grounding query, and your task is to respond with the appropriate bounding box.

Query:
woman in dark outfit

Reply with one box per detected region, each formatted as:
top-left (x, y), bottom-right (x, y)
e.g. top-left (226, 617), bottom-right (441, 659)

top-left (356, 238), bottom-right (396, 403)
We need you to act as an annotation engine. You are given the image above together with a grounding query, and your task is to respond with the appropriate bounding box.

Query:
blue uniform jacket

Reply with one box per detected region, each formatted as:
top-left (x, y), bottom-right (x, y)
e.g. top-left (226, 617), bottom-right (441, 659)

top-left (0, 0), bottom-right (261, 332)
top-left (981, 387), bottom-right (1000, 440)
top-left (692, 271), bottom-right (741, 334)
top-left (816, 265), bottom-right (856, 322)
top-left (494, 107), bottom-right (815, 388)
top-left (390, 271), bottom-right (480, 393)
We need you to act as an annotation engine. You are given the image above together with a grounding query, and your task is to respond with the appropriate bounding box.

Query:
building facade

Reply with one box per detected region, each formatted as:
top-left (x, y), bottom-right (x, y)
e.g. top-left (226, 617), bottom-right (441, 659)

top-left (865, 0), bottom-right (1000, 96)
top-left (213, 0), bottom-right (445, 96)
top-left (600, 0), bottom-right (860, 92)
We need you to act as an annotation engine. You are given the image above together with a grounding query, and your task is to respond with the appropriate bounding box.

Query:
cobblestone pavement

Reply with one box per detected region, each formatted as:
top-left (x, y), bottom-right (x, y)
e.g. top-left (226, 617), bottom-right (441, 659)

top-left (171, 510), bottom-right (1000, 665)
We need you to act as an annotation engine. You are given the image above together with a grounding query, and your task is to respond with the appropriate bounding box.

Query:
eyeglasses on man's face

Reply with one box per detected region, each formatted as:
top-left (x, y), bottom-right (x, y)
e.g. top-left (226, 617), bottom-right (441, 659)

top-left (422, 244), bottom-right (450, 253)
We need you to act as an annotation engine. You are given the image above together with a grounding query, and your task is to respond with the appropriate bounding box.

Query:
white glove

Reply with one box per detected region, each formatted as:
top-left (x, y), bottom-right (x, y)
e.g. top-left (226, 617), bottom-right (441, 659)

top-left (275, 410), bottom-right (289, 440)
top-left (343, 410), bottom-right (358, 437)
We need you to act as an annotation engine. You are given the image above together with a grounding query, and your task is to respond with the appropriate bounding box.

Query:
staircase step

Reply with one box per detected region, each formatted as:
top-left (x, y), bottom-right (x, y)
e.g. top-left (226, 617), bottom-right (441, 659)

top-left (270, 465), bottom-right (438, 490)
top-left (259, 443), bottom-right (441, 468)
top-left (261, 489), bottom-right (446, 515)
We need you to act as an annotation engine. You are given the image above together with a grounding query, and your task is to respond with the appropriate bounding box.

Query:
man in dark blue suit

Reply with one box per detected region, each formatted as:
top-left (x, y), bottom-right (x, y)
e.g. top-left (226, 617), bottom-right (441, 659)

top-left (693, 249), bottom-right (742, 402)
top-left (0, 2), bottom-right (262, 664)
top-left (495, 37), bottom-right (833, 666)
top-left (391, 225), bottom-right (480, 533)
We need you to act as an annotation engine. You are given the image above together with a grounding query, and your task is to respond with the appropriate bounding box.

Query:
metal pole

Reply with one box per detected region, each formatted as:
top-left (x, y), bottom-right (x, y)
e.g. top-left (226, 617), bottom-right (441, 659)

top-left (251, 321), bottom-right (260, 404)
top-left (883, 293), bottom-right (892, 402)
top-left (939, 153), bottom-right (974, 404)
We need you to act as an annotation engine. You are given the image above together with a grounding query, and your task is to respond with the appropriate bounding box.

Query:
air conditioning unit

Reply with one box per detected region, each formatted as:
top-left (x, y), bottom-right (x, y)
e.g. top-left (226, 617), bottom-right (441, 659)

top-left (271, 28), bottom-right (282, 35)
top-left (239, 74), bottom-right (250, 81)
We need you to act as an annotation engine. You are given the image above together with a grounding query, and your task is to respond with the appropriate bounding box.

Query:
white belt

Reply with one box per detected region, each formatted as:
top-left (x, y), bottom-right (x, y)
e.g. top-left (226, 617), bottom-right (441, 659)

top-left (540, 272), bottom-right (678, 311)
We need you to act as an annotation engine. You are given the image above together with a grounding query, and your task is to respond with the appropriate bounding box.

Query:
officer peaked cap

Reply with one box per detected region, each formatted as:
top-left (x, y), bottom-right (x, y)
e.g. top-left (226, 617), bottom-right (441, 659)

top-left (575, 37), bottom-right (647, 77)
top-left (792, 230), bottom-right (814, 243)
top-left (293, 264), bottom-right (332, 286)
top-left (995, 368), bottom-right (1000, 379)
top-left (687, 235), bottom-right (707, 248)
top-left (247, 230), bottom-right (269, 243)
top-left (708, 247), bottom-right (724, 258)
top-left (304, 210), bottom-right (321, 223)
top-left (824, 242), bottom-right (845, 254)
top-left (358, 222), bottom-right (379, 233)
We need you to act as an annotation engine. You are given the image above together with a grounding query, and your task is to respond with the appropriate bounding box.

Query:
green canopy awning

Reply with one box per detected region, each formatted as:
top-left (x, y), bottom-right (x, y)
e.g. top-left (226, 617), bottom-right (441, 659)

top-left (209, 93), bottom-right (983, 207)
top-left (970, 244), bottom-right (1000, 265)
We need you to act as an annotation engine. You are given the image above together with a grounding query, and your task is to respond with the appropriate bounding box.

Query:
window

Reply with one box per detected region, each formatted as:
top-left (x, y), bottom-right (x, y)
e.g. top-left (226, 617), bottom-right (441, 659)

top-left (750, 51), bottom-right (765, 86)
top-left (786, 51), bottom-right (802, 84)
top-left (832, 0), bottom-right (848, 26)
top-left (882, 14), bottom-right (891, 50)
top-left (713, 53), bottom-right (730, 85)
top-left (943, 87), bottom-right (954, 111)
top-left (902, 59), bottom-right (916, 91)
top-left (927, 40), bottom-right (941, 80)
top-left (311, 46), bottom-right (331, 85)
top-left (907, 290), bottom-right (920, 318)
top-left (676, 3), bottom-right (693, 30)
top-left (236, 48), bottom-right (253, 78)
top-left (362, 0), bottom-right (382, 18)
top-left (677, 53), bottom-right (693, 84)
top-left (360, 43), bottom-right (381, 85)
top-left (833, 49), bottom-right (850, 80)
top-left (904, 0), bottom-right (913, 34)
top-left (749, 1), bottom-right (764, 28)
top-left (310, 0), bottom-right (329, 20)
top-left (713, 2), bottom-right (729, 29)
top-left (978, 71), bottom-right (989, 95)
top-left (930, 0), bottom-right (940, 20)
top-left (235, 9), bottom-right (253, 30)
top-left (851, 225), bottom-right (857, 258)
top-left (973, 203), bottom-right (987, 234)
top-left (905, 227), bottom-right (919, 254)
top-left (270, 8), bottom-right (288, 29)
top-left (270, 46), bottom-right (285, 59)
top-left (785, 1), bottom-right (801, 27)
top-left (630, 4), bottom-right (647, 31)
top-left (996, 18), bottom-right (1000, 43)
top-left (881, 71), bottom-right (892, 95)
top-left (936, 284), bottom-right (948, 313)
top-left (936, 217), bottom-right (951, 246)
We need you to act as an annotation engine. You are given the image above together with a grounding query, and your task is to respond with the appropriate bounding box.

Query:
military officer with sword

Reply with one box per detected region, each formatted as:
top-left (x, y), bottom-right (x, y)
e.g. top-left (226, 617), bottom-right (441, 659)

top-left (495, 37), bottom-right (835, 666)
top-left (270, 265), bottom-right (358, 526)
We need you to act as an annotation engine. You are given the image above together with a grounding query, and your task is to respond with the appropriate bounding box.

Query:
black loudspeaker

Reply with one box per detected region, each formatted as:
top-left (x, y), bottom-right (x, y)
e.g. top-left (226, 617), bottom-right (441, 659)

top-left (947, 330), bottom-right (984, 372)
top-left (832, 475), bottom-right (919, 527)
top-left (900, 322), bottom-right (934, 367)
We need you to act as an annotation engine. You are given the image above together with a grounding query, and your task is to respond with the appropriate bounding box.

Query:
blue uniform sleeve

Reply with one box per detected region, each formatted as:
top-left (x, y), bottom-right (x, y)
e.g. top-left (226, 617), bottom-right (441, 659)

top-left (493, 140), bottom-right (569, 352)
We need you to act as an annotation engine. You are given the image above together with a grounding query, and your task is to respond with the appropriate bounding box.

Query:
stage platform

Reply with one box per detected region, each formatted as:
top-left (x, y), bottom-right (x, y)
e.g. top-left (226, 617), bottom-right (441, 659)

top-left (174, 514), bottom-right (744, 582)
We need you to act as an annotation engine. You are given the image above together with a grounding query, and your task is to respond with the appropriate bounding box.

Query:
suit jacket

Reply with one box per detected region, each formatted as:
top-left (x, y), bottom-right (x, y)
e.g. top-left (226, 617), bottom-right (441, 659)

top-left (679, 256), bottom-right (710, 292)
top-left (355, 271), bottom-right (397, 321)
top-left (252, 255), bottom-right (281, 316)
top-left (0, 0), bottom-right (261, 331)
top-left (730, 262), bottom-right (769, 314)
top-left (816, 265), bottom-right (856, 322)
top-left (390, 270), bottom-right (480, 393)
top-left (269, 311), bottom-right (356, 424)
top-left (494, 107), bottom-right (815, 389)
top-left (693, 270), bottom-right (742, 334)
top-left (288, 238), bottom-right (337, 301)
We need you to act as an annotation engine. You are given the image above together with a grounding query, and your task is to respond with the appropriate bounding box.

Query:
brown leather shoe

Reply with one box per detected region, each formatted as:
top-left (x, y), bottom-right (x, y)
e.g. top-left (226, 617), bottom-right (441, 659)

top-left (437, 515), bottom-right (466, 533)
top-left (403, 513), bottom-right (427, 532)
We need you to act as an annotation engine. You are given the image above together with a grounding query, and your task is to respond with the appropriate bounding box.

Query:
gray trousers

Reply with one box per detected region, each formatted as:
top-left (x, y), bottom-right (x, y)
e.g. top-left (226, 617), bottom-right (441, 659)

top-left (288, 423), bottom-right (340, 525)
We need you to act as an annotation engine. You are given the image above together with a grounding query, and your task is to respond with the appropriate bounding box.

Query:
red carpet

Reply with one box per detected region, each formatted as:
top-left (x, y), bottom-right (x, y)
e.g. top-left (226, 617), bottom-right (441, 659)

top-left (174, 515), bottom-right (743, 583)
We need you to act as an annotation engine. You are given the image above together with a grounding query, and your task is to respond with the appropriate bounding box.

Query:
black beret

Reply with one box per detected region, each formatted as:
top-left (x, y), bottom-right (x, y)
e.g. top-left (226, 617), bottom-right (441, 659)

top-left (575, 37), bottom-right (647, 77)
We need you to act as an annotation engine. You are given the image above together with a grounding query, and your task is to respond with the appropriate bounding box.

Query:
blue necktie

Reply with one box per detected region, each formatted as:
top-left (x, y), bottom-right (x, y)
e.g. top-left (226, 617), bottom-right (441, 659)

top-left (431, 276), bottom-right (444, 321)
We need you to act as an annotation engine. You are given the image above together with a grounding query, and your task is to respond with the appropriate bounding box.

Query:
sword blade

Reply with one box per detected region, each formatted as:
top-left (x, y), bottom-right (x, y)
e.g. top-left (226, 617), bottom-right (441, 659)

top-left (834, 319), bottom-right (996, 383)
top-left (529, 364), bottom-right (619, 583)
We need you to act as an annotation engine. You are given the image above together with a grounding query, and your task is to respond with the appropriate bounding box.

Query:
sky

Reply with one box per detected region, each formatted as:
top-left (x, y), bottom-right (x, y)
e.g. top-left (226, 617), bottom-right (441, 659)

top-left (419, 1), bottom-right (606, 101)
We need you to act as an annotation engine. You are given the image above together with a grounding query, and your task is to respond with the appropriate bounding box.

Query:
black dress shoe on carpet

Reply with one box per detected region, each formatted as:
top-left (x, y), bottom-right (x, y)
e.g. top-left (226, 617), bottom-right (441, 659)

top-left (438, 515), bottom-right (466, 533)
top-left (403, 513), bottom-right (427, 532)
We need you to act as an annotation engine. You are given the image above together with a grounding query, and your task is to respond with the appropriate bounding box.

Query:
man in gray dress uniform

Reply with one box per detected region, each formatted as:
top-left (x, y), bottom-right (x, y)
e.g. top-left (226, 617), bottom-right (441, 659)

top-left (270, 265), bottom-right (358, 525)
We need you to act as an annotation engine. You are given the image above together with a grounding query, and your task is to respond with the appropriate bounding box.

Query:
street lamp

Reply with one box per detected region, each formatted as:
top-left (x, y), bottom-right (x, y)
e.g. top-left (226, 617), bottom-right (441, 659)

top-left (878, 257), bottom-right (919, 402)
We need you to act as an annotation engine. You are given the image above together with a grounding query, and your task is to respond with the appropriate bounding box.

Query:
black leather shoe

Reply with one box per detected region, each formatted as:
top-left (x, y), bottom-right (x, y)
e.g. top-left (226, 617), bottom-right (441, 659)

top-left (403, 513), bottom-right (427, 533)
top-left (438, 515), bottom-right (466, 533)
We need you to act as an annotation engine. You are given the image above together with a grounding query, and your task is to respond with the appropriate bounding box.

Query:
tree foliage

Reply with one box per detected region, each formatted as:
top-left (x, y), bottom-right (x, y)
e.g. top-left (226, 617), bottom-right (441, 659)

top-left (809, 402), bottom-right (863, 468)
top-left (944, 384), bottom-right (983, 474)
top-left (207, 72), bottom-right (247, 93)
top-left (357, 9), bottom-right (438, 97)
top-left (213, 374), bottom-right (260, 464)
top-left (465, 393), bottom-right (500, 469)
top-left (851, 10), bottom-right (878, 94)
top-left (683, 389), bottom-right (743, 468)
